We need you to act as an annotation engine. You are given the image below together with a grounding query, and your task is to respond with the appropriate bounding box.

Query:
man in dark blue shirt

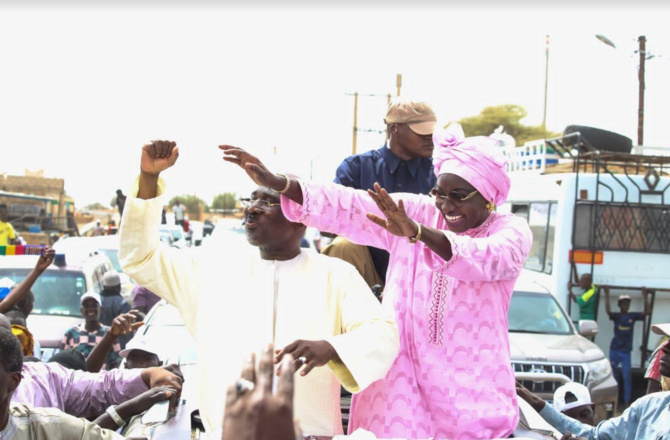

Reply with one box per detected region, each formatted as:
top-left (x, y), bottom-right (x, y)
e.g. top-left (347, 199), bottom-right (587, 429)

top-left (99, 271), bottom-right (132, 349)
top-left (331, 99), bottom-right (437, 283)
top-left (604, 287), bottom-right (650, 406)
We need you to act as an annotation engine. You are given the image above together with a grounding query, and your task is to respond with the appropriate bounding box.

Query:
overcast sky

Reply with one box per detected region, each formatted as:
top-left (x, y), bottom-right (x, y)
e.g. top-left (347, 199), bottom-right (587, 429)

top-left (1, 1), bottom-right (669, 207)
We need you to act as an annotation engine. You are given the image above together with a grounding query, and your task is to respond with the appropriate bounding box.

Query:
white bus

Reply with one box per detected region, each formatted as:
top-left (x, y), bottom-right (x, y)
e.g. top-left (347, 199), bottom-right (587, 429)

top-left (501, 133), bottom-right (670, 378)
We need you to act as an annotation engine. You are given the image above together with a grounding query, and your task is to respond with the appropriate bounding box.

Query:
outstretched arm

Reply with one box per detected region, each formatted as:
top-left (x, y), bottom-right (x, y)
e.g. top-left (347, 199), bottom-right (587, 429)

top-left (365, 182), bottom-right (453, 260)
top-left (120, 140), bottom-right (202, 335)
top-left (93, 386), bottom-right (176, 430)
top-left (86, 313), bottom-right (143, 372)
top-left (0, 247), bottom-right (55, 313)
top-left (568, 281), bottom-right (578, 303)
top-left (220, 145), bottom-right (408, 251)
top-left (220, 145), bottom-right (303, 204)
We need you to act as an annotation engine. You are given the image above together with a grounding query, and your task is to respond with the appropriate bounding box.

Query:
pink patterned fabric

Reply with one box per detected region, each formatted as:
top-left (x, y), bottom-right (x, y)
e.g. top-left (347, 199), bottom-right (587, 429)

top-left (281, 182), bottom-right (532, 440)
top-left (432, 125), bottom-right (511, 206)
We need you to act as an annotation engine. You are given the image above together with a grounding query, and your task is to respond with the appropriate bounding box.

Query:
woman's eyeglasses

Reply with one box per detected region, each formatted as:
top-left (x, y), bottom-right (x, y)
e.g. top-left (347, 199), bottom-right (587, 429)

top-left (239, 198), bottom-right (282, 212)
top-left (429, 187), bottom-right (479, 207)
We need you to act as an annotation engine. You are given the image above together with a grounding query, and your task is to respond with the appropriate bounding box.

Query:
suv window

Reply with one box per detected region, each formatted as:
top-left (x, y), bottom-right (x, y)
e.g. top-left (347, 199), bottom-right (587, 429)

top-left (508, 291), bottom-right (572, 335)
top-left (0, 269), bottom-right (85, 317)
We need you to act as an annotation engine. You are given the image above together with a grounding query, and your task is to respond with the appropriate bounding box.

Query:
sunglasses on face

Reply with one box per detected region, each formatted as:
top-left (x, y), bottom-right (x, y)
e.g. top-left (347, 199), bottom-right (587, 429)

top-left (429, 187), bottom-right (479, 207)
top-left (239, 198), bottom-right (281, 212)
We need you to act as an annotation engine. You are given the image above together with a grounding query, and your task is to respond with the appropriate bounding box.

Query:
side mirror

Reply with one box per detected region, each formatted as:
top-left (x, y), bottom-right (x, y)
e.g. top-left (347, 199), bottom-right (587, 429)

top-left (579, 319), bottom-right (599, 338)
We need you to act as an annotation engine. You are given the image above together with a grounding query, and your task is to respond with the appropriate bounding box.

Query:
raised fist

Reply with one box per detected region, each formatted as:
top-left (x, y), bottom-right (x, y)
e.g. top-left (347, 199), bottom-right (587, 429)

top-left (141, 140), bottom-right (179, 176)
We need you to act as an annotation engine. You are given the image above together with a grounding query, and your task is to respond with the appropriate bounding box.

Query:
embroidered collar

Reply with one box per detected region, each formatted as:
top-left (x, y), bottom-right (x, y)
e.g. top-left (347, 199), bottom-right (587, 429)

top-left (460, 212), bottom-right (497, 237)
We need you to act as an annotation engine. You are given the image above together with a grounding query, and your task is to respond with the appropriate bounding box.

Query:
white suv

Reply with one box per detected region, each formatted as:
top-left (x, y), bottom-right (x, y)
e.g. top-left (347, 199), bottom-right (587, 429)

top-left (509, 271), bottom-right (618, 421)
top-left (0, 251), bottom-right (115, 359)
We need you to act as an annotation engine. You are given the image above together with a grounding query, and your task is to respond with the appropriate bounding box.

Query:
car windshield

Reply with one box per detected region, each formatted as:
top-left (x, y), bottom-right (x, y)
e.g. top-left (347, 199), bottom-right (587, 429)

top-left (0, 269), bottom-right (85, 317)
top-left (508, 291), bottom-right (573, 335)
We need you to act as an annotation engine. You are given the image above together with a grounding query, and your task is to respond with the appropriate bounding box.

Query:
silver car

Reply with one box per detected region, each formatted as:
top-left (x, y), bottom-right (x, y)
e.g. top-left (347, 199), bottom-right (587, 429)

top-left (509, 272), bottom-right (618, 422)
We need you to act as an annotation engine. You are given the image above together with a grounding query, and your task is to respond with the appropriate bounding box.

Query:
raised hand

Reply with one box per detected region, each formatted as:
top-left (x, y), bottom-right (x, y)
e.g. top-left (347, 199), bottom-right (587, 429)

top-left (274, 339), bottom-right (339, 377)
top-left (127, 386), bottom-right (176, 415)
top-left (143, 364), bottom-right (184, 394)
top-left (141, 140), bottom-right (179, 176)
top-left (35, 247), bottom-right (56, 272)
top-left (515, 380), bottom-right (546, 412)
top-left (222, 345), bottom-right (299, 440)
top-left (110, 312), bottom-right (144, 338)
top-left (366, 182), bottom-right (419, 238)
top-left (219, 145), bottom-right (285, 190)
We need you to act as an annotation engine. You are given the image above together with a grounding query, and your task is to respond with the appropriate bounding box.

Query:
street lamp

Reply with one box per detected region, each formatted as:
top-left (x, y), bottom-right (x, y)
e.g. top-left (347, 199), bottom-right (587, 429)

top-left (595, 34), bottom-right (652, 146)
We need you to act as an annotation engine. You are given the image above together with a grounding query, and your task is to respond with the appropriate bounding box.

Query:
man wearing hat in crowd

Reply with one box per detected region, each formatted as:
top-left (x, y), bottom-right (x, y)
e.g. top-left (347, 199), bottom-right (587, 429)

top-left (646, 322), bottom-right (670, 394)
top-left (603, 287), bottom-right (650, 407)
top-left (119, 335), bottom-right (163, 369)
top-left (60, 291), bottom-right (123, 370)
top-left (326, 99), bottom-right (438, 287)
top-left (553, 382), bottom-right (595, 426)
top-left (645, 329), bottom-right (670, 394)
top-left (519, 322), bottom-right (670, 440)
top-left (99, 271), bottom-right (132, 348)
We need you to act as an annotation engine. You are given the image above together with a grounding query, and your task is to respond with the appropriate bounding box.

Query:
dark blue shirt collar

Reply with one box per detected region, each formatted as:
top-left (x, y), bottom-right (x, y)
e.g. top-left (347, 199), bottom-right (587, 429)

top-left (380, 144), bottom-right (428, 178)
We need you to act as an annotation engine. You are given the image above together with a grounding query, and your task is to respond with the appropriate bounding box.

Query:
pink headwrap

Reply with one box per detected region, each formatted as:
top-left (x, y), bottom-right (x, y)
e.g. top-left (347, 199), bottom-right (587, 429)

top-left (432, 123), bottom-right (511, 206)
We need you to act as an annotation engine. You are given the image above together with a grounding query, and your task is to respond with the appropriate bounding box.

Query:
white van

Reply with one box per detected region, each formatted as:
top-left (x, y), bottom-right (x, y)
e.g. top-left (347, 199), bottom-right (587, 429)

top-left (53, 235), bottom-right (136, 301)
top-left (0, 252), bottom-right (115, 359)
top-left (501, 133), bottom-right (670, 381)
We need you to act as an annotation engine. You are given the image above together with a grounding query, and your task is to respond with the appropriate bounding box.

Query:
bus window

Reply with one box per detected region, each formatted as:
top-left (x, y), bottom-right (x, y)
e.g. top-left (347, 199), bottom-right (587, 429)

top-left (525, 202), bottom-right (549, 272)
top-left (575, 203), bottom-right (669, 253)
top-left (511, 204), bottom-right (529, 220)
top-left (544, 203), bottom-right (558, 274)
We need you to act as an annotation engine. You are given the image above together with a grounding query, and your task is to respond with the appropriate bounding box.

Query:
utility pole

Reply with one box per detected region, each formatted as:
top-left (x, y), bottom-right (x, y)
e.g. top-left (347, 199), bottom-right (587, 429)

top-left (352, 92), bottom-right (359, 155)
top-left (396, 74), bottom-right (402, 97)
top-left (637, 35), bottom-right (646, 146)
top-left (542, 35), bottom-right (550, 130)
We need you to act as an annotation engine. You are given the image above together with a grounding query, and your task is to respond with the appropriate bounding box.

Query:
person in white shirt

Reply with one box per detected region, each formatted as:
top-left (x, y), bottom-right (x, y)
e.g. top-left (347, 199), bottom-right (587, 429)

top-left (171, 200), bottom-right (185, 227)
top-left (119, 140), bottom-right (399, 436)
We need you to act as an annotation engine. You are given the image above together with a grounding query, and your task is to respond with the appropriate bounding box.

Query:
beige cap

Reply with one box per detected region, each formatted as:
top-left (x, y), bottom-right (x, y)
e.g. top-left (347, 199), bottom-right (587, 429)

top-left (384, 99), bottom-right (437, 135)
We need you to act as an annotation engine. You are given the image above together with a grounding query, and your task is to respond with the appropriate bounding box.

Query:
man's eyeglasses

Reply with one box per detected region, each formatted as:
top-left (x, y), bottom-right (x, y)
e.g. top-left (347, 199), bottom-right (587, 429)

top-left (239, 198), bottom-right (282, 212)
top-left (429, 187), bottom-right (479, 207)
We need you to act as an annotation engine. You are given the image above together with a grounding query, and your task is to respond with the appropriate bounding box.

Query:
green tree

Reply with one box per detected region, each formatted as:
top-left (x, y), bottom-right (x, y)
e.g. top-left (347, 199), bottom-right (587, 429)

top-left (457, 104), bottom-right (560, 146)
top-left (168, 195), bottom-right (206, 219)
top-left (85, 202), bottom-right (107, 210)
top-left (211, 193), bottom-right (237, 211)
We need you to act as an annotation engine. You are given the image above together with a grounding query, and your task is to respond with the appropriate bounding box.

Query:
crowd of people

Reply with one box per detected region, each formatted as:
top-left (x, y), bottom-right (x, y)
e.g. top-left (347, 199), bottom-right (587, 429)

top-left (0, 99), bottom-right (668, 440)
